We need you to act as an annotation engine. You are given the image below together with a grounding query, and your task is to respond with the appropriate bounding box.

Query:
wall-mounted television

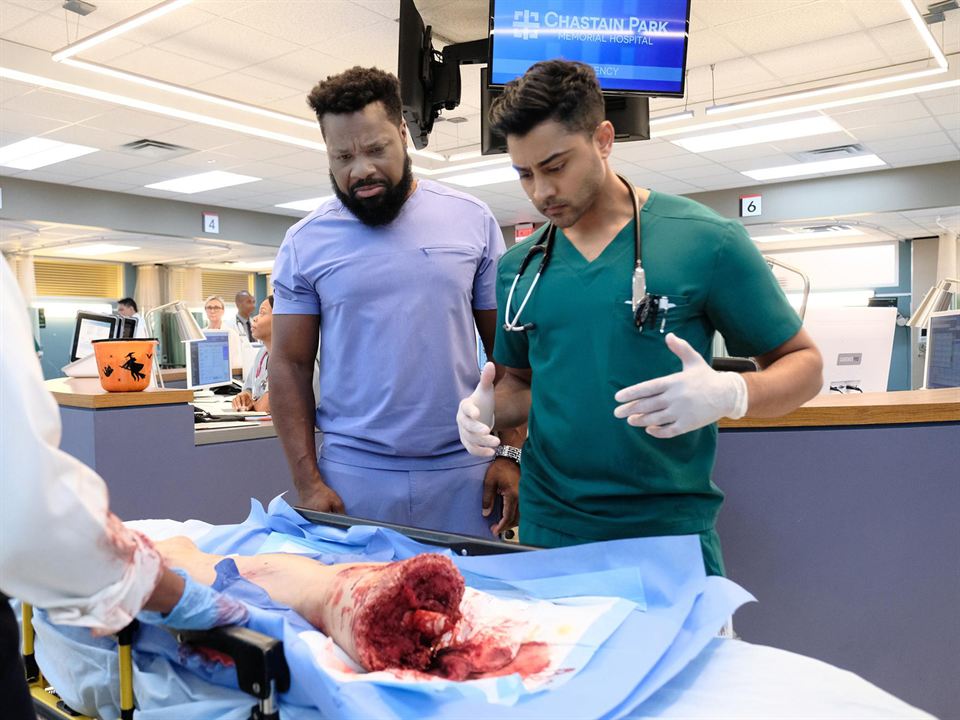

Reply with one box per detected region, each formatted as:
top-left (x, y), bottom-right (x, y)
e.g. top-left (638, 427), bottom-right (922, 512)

top-left (481, 67), bottom-right (650, 155)
top-left (488, 0), bottom-right (691, 96)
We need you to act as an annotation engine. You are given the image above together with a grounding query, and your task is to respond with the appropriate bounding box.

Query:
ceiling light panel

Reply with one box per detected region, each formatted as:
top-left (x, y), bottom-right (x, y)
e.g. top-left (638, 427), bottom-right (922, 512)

top-left (145, 170), bottom-right (261, 194)
top-left (0, 137), bottom-right (99, 169)
top-left (673, 117), bottom-right (844, 153)
top-left (741, 154), bottom-right (887, 181)
top-left (57, 243), bottom-right (141, 256)
top-left (440, 166), bottom-right (520, 188)
top-left (275, 196), bottom-right (334, 212)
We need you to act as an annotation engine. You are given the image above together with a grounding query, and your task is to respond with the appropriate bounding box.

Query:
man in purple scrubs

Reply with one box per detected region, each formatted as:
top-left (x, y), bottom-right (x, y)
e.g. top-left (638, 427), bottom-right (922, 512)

top-left (270, 67), bottom-right (521, 538)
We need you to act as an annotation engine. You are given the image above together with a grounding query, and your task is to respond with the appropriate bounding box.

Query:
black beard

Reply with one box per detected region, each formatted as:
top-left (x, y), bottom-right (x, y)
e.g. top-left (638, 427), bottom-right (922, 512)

top-left (332, 154), bottom-right (414, 227)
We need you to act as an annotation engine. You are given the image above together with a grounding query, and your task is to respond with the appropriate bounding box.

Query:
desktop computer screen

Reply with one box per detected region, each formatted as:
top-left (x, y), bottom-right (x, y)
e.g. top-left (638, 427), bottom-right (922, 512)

top-left (70, 312), bottom-right (119, 362)
top-left (186, 331), bottom-right (232, 390)
top-left (924, 310), bottom-right (960, 389)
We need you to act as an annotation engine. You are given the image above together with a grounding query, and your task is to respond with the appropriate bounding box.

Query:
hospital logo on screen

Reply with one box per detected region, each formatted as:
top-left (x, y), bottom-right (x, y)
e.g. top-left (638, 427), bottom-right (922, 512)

top-left (512, 9), bottom-right (540, 39)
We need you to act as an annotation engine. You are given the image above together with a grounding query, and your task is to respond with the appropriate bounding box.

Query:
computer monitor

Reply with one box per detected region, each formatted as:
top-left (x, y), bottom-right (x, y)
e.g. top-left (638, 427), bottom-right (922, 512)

top-left (802, 306), bottom-right (897, 394)
top-left (185, 331), bottom-right (232, 390)
top-left (70, 312), bottom-right (119, 362)
top-left (117, 316), bottom-right (138, 339)
top-left (923, 310), bottom-right (960, 389)
top-left (488, 0), bottom-right (692, 96)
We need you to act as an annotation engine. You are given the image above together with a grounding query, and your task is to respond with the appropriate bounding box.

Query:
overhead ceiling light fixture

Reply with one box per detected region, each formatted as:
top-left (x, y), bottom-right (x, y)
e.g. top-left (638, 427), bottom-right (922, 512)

top-left (60, 58), bottom-right (318, 129)
top-left (275, 196), bottom-right (334, 212)
top-left (52, 0), bottom-right (194, 62)
top-left (653, 78), bottom-right (960, 138)
top-left (704, 1), bottom-right (947, 117)
top-left (649, 110), bottom-right (695, 126)
top-left (751, 226), bottom-right (865, 243)
top-left (56, 242), bottom-right (140, 256)
top-left (741, 153), bottom-right (886, 181)
top-left (0, 67), bottom-right (327, 151)
top-left (440, 166), bottom-right (520, 187)
top-left (0, 137), bottom-right (98, 169)
top-left (145, 170), bottom-right (260, 194)
top-left (704, 68), bottom-right (947, 116)
top-left (673, 116), bottom-right (843, 153)
top-left (899, 0), bottom-right (949, 67)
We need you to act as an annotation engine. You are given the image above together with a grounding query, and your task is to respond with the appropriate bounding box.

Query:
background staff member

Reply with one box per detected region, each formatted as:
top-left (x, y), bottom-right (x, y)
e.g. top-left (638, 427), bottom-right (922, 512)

top-left (116, 297), bottom-right (147, 338)
top-left (271, 66), bottom-right (521, 538)
top-left (457, 60), bottom-right (823, 575)
top-left (0, 259), bottom-right (247, 717)
top-left (233, 295), bottom-right (274, 413)
top-left (234, 290), bottom-right (256, 342)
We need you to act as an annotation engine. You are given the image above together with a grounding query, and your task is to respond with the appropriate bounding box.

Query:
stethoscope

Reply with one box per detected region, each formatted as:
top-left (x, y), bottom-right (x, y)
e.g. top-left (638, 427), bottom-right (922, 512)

top-left (503, 174), bottom-right (663, 333)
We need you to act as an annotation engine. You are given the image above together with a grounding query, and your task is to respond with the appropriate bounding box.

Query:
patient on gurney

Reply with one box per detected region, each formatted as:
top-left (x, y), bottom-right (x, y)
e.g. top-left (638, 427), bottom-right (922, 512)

top-left (158, 537), bottom-right (540, 681)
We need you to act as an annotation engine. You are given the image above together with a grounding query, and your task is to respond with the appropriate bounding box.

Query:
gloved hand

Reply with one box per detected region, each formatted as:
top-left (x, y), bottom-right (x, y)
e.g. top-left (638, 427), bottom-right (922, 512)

top-left (139, 569), bottom-right (249, 631)
top-left (456, 362), bottom-right (500, 456)
top-left (613, 333), bottom-right (748, 439)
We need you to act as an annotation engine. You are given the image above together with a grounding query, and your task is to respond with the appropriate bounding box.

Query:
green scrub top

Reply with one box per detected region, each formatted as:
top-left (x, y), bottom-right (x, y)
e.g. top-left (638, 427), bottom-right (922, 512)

top-left (494, 191), bottom-right (802, 572)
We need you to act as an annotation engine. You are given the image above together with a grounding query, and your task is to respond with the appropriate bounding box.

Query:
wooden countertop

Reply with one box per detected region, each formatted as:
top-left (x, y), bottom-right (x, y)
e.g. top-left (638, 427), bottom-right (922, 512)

top-left (46, 377), bottom-right (193, 409)
top-left (720, 388), bottom-right (960, 429)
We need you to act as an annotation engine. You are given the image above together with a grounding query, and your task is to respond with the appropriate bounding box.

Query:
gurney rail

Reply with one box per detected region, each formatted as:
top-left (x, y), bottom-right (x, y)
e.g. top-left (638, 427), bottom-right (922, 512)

top-left (177, 625), bottom-right (291, 720)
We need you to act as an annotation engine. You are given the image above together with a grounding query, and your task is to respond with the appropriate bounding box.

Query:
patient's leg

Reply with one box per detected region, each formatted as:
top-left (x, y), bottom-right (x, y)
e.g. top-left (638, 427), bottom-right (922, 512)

top-left (155, 537), bottom-right (464, 672)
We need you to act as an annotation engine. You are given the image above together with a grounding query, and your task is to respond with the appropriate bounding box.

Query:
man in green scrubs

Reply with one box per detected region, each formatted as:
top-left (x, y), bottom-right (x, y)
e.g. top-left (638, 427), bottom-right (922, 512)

top-left (456, 60), bottom-right (823, 575)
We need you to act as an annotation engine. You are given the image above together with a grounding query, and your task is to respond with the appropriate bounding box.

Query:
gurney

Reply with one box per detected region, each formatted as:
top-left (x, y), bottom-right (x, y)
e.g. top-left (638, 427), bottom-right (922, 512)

top-left (22, 496), bottom-right (933, 719)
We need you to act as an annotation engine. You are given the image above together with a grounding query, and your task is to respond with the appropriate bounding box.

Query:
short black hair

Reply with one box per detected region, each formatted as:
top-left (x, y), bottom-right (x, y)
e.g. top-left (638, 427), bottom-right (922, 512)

top-left (118, 297), bottom-right (137, 312)
top-left (307, 66), bottom-right (403, 131)
top-left (267, 294), bottom-right (274, 309)
top-left (490, 59), bottom-right (604, 138)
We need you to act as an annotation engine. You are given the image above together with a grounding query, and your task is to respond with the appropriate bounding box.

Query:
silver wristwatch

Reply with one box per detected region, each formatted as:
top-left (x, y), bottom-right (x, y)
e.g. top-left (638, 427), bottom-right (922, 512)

top-left (494, 444), bottom-right (522, 465)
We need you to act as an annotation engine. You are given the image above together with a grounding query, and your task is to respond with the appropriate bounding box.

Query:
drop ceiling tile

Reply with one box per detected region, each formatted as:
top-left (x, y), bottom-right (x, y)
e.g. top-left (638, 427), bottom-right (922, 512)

top-left (110, 46), bottom-right (231, 85)
top-left (713, 57), bottom-right (778, 96)
top-left (270, 149), bottom-right (329, 172)
top-left (41, 124), bottom-right (141, 150)
top-left (712, 2), bottom-right (862, 55)
top-left (307, 19), bottom-right (399, 71)
top-left (80, 108), bottom-right (190, 138)
top-left (0, 110), bottom-right (69, 140)
top-left (191, 71), bottom-right (305, 106)
top-left (721, 152), bottom-right (801, 171)
top-left (78, 37), bottom-right (144, 64)
top-left (921, 93), bottom-right (960, 117)
top-left (630, 152), bottom-right (717, 172)
top-left (242, 47), bottom-right (345, 95)
top-left (876, 145), bottom-right (960, 167)
top-left (0, 80), bottom-right (36, 105)
top-left (149, 123), bottom-right (249, 151)
top-left (115, 5), bottom-right (215, 45)
top-left (753, 33), bottom-right (886, 81)
top-left (2, 13), bottom-right (73, 51)
top-left (934, 112), bottom-right (960, 134)
top-left (686, 30), bottom-right (745, 67)
top-left (692, 0), bottom-right (811, 30)
top-left (830, 99), bottom-right (932, 130)
top-left (63, 150), bottom-right (160, 172)
top-left (694, 144), bottom-right (797, 164)
top-left (865, 130), bottom-right (952, 153)
top-left (844, 0), bottom-right (912, 29)
top-left (227, 1), bottom-right (388, 46)
top-left (212, 139), bottom-right (314, 162)
top-left (2, 90), bottom-right (105, 123)
top-left (660, 162), bottom-right (739, 181)
top-left (614, 140), bottom-right (697, 163)
top-left (866, 22), bottom-right (929, 63)
top-left (850, 116), bottom-right (944, 141)
top-left (161, 18), bottom-right (301, 71)
top-left (0, 3), bottom-right (38, 33)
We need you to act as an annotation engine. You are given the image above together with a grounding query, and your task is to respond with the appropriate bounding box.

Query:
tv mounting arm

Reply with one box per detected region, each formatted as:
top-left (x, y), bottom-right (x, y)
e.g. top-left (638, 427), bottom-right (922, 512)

top-left (426, 37), bottom-right (489, 121)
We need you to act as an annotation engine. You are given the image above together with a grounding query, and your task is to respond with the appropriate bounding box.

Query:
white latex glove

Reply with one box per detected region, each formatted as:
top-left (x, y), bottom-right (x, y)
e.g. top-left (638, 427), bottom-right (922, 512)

top-left (613, 333), bottom-right (749, 439)
top-left (457, 362), bottom-right (501, 457)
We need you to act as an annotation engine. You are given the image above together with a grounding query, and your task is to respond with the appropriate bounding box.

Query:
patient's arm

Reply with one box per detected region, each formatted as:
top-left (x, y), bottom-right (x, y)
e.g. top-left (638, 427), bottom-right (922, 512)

top-left (155, 536), bottom-right (464, 673)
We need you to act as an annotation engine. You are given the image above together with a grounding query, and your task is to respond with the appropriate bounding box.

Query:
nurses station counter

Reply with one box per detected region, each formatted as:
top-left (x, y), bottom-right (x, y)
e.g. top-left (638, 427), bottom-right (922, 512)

top-left (45, 377), bottom-right (303, 525)
top-left (716, 387), bottom-right (960, 718)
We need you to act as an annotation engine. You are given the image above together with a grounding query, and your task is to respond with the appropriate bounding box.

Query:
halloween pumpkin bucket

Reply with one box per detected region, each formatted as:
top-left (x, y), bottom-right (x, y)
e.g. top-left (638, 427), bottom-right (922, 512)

top-left (92, 338), bottom-right (158, 392)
